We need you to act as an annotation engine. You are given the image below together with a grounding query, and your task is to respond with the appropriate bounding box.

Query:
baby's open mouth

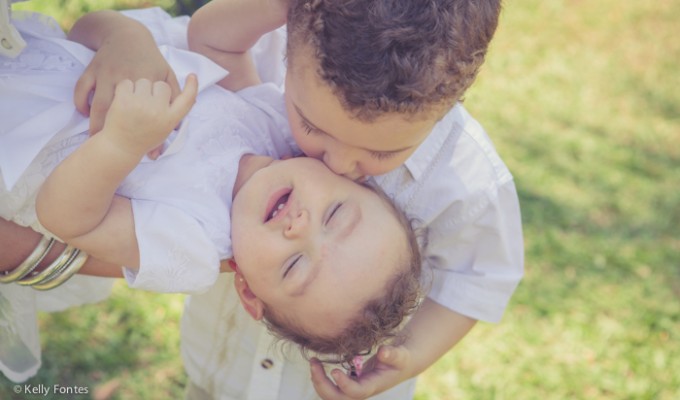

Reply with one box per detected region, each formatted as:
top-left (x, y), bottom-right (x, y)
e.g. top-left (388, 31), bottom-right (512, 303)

top-left (265, 191), bottom-right (291, 222)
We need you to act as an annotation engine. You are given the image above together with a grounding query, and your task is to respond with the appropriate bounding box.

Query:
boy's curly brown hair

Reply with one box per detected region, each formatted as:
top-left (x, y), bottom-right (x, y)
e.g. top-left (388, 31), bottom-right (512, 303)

top-left (261, 184), bottom-right (424, 365)
top-left (287, 0), bottom-right (502, 121)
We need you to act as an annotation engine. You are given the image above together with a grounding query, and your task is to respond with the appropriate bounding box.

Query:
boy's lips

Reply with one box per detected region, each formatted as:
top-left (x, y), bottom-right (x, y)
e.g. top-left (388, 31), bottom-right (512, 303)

top-left (264, 188), bottom-right (292, 223)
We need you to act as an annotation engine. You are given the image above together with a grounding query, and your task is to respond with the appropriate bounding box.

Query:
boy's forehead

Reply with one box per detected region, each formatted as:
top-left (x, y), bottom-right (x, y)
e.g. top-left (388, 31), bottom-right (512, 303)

top-left (286, 44), bottom-right (317, 80)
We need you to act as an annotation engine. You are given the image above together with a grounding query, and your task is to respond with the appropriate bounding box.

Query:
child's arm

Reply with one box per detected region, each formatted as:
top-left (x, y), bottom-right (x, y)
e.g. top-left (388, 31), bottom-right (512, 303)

top-left (36, 76), bottom-right (198, 267)
top-left (187, 0), bottom-right (288, 91)
top-left (310, 300), bottom-right (475, 399)
top-left (1, 217), bottom-right (232, 276)
top-left (68, 10), bottom-right (181, 135)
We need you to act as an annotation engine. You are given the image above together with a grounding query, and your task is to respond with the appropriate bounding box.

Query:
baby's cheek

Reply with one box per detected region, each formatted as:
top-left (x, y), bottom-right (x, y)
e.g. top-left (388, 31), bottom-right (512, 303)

top-left (229, 225), bottom-right (250, 260)
top-left (320, 242), bottom-right (331, 260)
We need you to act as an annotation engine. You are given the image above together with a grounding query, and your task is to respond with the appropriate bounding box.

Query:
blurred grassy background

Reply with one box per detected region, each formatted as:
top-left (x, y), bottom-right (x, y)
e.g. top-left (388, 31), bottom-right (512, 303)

top-left (3, 0), bottom-right (679, 399)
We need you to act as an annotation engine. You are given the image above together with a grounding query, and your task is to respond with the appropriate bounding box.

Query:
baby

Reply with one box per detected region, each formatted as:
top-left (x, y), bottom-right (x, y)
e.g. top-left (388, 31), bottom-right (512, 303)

top-left (0, 11), bottom-right (421, 382)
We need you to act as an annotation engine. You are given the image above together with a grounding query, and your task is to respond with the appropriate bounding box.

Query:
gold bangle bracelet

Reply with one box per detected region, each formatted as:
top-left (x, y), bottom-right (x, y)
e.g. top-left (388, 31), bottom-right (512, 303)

top-left (16, 245), bottom-right (80, 286)
top-left (0, 236), bottom-right (55, 283)
top-left (29, 248), bottom-right (81, 289)
top-left (32, 249), bottom-right (88, 290)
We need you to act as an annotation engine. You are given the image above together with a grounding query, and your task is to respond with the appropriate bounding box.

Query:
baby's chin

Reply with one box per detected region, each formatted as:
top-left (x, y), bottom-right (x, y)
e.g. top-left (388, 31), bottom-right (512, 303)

top-left (232, 154), bottom-right (275, 199)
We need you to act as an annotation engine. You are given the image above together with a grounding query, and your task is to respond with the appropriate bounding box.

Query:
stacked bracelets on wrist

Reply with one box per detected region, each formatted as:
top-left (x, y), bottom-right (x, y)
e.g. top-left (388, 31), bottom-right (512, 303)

top-left (0, 235), bottom-right (88, 290)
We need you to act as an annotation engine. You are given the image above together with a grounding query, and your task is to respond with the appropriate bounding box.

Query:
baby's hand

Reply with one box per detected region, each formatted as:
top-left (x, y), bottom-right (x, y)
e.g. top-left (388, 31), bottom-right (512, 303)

top-left (73, 32), bottom-right (181, 136)
top-left (102, 75), bottom-right (198, 157)
top-left (310, 344), bottom-right (413, 400)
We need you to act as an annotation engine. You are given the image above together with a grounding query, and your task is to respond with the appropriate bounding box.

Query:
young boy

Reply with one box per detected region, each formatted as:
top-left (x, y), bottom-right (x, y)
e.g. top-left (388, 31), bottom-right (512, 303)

top-left (11, 1), bottom-right (523, 398)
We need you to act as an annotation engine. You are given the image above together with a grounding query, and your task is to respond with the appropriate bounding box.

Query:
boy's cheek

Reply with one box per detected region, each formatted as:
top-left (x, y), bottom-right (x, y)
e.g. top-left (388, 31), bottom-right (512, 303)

top-left (291, 130), bottom-right (323, 159)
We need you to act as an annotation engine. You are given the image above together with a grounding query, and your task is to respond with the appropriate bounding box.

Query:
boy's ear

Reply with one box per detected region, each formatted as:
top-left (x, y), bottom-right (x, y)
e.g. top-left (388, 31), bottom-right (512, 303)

top-left (234, 273), bottom-right (264, 321)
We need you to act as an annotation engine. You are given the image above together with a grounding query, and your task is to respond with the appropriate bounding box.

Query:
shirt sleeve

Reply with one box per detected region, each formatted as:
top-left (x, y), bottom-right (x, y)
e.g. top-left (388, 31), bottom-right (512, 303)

top-left (250, 27), bottom-right (288, 87)
top-left (121, 8), bottom-right (288, 83)
top-left (121, 7), bottom-right (191, 49)
top-left (238, 84), bottom-right (288, 124)
top-left (424, 179), bottom-right (524, 323)
top-left (238, 84), bottom-right (299, 156)
top-left (123, 199), bottom-right (220, 294)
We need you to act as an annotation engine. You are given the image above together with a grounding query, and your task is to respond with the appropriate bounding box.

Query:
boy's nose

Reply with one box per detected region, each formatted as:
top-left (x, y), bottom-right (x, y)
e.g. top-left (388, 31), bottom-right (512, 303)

top-left (283, 209), bottom-right (310, 238)
top-left (323, 149), bottom-right (359, 178)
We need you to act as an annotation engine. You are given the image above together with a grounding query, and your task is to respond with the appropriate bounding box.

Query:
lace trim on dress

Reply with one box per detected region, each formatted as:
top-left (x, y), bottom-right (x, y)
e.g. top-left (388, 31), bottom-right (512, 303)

top-left (0, 36), bottom-right (79, 73)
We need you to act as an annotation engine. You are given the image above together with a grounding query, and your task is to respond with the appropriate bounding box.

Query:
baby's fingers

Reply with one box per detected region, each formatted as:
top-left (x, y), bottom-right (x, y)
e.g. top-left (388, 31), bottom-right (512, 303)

top-left (73, 70), bottom-right (95, 117)
top-left (310, 359), bottom-right (344, 399)
top-left (146, 145), bottom-right (164, 160)
top-left (330, 368), bottom-right (376, 399)
top-left (152, 80), bottom-right (172, 102)
top-left (88, 83), bottom-right (117, 135)
top-left (166, 68), bottom-right (181, 102)
top-left (169, 74), bottom-right (198, 121)
top-left (113, 79), bottom-right (135, 97)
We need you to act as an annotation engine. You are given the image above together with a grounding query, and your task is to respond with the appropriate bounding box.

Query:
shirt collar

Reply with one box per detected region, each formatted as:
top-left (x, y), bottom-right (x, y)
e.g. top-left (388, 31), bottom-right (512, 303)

top-left (403, 104), bottom-right (462, 181)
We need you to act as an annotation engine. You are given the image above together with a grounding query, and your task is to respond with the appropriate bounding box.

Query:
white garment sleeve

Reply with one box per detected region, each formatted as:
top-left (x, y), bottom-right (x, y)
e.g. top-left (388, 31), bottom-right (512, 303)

top-left (121, 7), bottom-right (190, 49)
top-left (120, 7), bottom-right (288, 85)
top-left (250, 27), bottom-right (288, 87)
top-left (123, 199), bottom-right (220, 294)
top-left (425, 179), bottom-right (524, 323)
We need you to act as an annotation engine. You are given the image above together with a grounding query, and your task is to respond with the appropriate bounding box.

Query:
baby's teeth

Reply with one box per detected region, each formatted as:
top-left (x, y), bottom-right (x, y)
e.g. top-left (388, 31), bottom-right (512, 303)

top-left (270, 201), bottom-right (285, 219)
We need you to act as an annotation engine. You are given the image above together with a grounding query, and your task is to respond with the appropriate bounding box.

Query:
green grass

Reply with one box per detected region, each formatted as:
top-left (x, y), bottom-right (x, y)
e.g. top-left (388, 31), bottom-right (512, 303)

top-left (0, 284), bottom-right (187, 399)
top-left (415, 1), bottom-right (680, 399)
top-left (13, 0), bottom-right (176, 29)
top-left (3, 0), bottom-right (680, 399)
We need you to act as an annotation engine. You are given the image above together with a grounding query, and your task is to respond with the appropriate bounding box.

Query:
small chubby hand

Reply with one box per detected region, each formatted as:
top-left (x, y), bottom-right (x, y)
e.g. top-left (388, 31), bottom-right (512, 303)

top-left (310, 344), bottom-right (413, 400)
top-left (102, 74), bottom-right (198, 158)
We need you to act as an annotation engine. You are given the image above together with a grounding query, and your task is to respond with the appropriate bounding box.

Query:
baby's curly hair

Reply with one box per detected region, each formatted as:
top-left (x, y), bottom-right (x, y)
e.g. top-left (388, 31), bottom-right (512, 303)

top-left (287, 0), bottom-right (502, 121)
top-left (261, 185), bottom-right (424, 365)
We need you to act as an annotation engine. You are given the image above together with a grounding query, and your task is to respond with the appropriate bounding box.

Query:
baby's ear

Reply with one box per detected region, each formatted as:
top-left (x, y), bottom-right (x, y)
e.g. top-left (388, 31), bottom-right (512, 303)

top-left (222, 258), bottom-right (239, 273)
top-left (234, 273), bottom-right (264, 320)
top-left (219, 259), bottom-right (237, 272)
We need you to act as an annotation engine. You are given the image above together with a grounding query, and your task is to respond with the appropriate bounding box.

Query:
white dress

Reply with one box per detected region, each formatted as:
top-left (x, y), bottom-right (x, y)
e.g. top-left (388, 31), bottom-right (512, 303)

top-left (0, 10), bottom-right (296, 382)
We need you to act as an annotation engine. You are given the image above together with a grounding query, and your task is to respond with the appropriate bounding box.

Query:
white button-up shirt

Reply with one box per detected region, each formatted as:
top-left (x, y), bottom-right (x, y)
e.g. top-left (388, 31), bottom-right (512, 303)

top-left (373, 103), bottom-right (524, 323)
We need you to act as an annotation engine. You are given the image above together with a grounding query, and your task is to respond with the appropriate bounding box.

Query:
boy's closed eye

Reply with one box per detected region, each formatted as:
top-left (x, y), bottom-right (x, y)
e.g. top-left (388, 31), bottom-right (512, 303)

top-left (300, 119), bottom-right (319, 136)
top-left (369, 150), bottom-right (399, 161)
top-left (298, 113), bottom-right (403, 162)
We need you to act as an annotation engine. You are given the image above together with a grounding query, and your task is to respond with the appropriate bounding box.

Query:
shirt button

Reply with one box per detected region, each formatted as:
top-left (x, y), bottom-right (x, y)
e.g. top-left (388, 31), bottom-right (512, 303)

top-left (260, 358), bottom-right (274, 369)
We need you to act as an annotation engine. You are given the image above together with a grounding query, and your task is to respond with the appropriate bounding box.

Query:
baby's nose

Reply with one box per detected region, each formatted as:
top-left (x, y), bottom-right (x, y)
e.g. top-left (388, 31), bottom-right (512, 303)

top-left (284, 209), bottom-right (310, 238)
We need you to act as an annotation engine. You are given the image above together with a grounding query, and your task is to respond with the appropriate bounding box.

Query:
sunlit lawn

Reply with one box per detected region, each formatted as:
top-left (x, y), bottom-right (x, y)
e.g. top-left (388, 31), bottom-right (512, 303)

top-left (3, 0), bottom-right (679, 399)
